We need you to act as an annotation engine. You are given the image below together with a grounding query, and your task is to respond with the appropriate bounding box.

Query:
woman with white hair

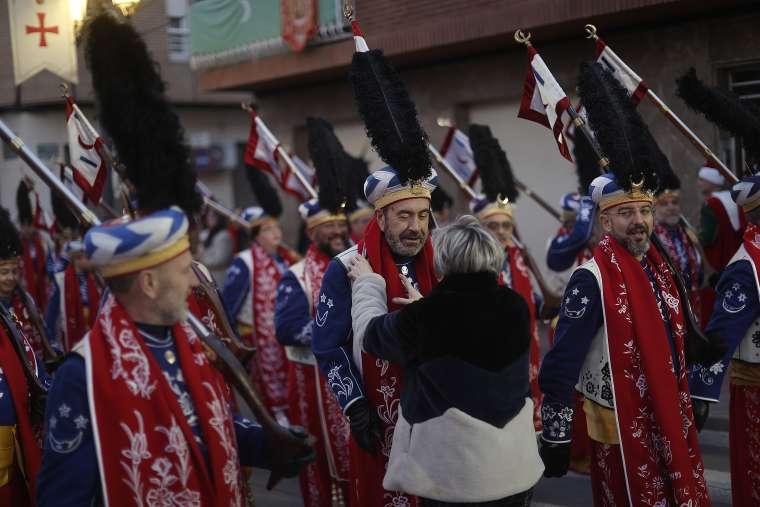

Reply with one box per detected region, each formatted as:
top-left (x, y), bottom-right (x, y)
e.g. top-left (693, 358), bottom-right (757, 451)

top-left (347, 215), bottom-right (543, 506)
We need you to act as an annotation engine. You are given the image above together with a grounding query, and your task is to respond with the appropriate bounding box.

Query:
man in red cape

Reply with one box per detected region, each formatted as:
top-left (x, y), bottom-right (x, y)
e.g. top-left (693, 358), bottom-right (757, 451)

top-left (275, 196), bottom-right (352, 506)
top-left (0, 205), bottom-right (49, 506)
top-left (538, 171), bottom-right (715, 506)
top-left (221, 206), bottom-right (300, 423)
top-left (313, 164), bottom-right (439, 507)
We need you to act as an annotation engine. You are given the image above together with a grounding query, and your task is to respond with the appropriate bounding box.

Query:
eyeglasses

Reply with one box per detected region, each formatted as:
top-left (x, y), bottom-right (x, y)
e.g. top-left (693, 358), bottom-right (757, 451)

top-left (612, 207), bottom-right (653, 220)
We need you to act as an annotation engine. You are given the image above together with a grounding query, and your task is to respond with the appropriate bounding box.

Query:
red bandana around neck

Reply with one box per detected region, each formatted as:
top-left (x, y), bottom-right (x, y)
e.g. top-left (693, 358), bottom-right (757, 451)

top-left (249, 243), bottom-right (297, 412)
top-left (83, 295), bottom-right (245, 506)
top-left (303, 244), bottom-right (330, 309)
top-left (593, 234), bottom-right (709, 506)
top-left (61, 266), bottom-right (100, 352)
top-left (0, 321), bottom-right (42, 503)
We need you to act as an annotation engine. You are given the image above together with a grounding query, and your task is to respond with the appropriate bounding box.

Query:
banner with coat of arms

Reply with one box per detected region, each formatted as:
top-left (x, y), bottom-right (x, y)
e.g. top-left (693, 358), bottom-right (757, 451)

top-left (8, 0), bottom-right (78, 85)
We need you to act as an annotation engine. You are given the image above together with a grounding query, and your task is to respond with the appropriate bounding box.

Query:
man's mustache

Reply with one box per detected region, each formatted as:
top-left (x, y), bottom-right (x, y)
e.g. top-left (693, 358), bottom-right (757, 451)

top-left (627, 224), bottom-right (649, 235)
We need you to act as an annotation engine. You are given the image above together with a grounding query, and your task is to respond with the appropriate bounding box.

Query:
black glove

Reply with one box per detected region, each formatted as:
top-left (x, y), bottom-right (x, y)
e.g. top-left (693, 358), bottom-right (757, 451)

top-left (346, 398), bottom-right (382, 455)
top-left (692, 399), bottom-right (710, 432)
top-left (691, 332), bottom-right (728, 368)
top-left (539, 438), bottom-right (571, 478)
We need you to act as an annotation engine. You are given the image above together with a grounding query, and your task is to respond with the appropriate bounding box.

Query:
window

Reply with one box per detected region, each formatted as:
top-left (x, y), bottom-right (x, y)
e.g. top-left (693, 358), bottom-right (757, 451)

top-left (167, 16), bottom-right (190, 62)
top-left (723, 67), bottom-right (760, 174)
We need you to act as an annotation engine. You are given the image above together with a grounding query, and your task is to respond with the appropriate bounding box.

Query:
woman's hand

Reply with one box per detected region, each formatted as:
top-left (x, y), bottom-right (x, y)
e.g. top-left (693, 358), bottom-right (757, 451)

top-left (347, 255), bottom-right (374, 281)
top-left (392, 274), bottom-right (423, 305)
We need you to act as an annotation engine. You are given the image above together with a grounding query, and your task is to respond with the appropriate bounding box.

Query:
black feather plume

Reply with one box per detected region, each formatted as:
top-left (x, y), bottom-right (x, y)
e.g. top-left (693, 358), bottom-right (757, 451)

top-left (577, 62), bottom-right (659, 191)
top-left (349, 49), bottom-right (431, 183)
top-left (51, 186), bottom-right (80, 231)
top-left (430, 186), bottom-right (453, 212)
top-left (16, 180), bottom-right (33, 226)
top-left (244, 168), bottom-right (283, 218)
top-left (469, 124), bottom-right (518, 203)
top-left (85, 13), bottom-right (202, 216)
top-left (307, 117), bottom-right (349, 214)
top-left (0, 207), bottom-right (22, 260)
top-left (676, 67), bottom-right (760, 164)
top-left (345, 153), bottom-right (370, 211)
top-left (572, 134), bottom-right (601, 195)
top-left (643, 129), bottom-right (679, 193)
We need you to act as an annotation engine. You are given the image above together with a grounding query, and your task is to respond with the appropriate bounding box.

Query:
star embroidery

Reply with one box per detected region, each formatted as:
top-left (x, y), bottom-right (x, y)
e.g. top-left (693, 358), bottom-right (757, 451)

top-left (327, 299), bottom-right (334, 309)
top-left (725, 290), bottom-right (733, 299)
top-left (565, 297), bottom-right (570, 305)
top-left (581, 296), bottom-right (590, 305)
top-left (285, 286), bottom-right (292, 293)
top-left (733, 283), bottom-right (741, 291)
top-left (74, 415), bottom-right (89, 430)
top-left (58, 404), bottom-right (72, 418)
top-left (320, 294), bottom-right (326, 304)
top-left (572, 288), bottom-right (580, 296)
top-left (739, 293), bottom-right (747, 302)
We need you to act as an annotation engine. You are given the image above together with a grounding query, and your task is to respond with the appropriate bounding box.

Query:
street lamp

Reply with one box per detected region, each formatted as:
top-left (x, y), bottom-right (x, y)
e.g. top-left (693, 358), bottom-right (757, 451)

top-left (111, 0), bottom-right (142, 17)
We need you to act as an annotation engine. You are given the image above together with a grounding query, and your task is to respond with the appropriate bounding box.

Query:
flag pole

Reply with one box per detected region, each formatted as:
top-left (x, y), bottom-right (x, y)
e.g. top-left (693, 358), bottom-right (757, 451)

top-left (426, 142), bottom-right (477, 199)
top-left (584, 24), bottom-right (738, 185)
top-left (241, 103), bottom-right (318, 200)
top-left (0, 120), bottom-right (99, 226)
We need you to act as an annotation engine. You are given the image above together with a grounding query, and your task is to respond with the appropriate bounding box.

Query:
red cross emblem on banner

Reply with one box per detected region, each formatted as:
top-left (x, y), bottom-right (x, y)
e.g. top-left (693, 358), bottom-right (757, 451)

top-left (26, 12), bottom-right (58, 47)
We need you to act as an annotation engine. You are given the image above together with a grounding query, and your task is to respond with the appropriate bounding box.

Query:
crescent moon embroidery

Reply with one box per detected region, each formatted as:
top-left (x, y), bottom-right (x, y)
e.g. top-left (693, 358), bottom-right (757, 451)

top-left (239, 0), bottom-right (251, 24)
top-left (316, 309), bottom-right (328, 327)
top-left (564, 306), bottom-right (587, 319)
top-left (722, 299), bottom-right (746, 314)
top-left (48, 430), bottom-right (84, 454)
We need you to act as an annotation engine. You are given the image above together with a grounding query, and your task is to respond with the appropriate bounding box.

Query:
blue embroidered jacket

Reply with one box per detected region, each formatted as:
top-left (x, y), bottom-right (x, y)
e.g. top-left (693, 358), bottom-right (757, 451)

top-left (546, 197), bottom-right (595, 272)
top-left (274, 269), bottom-right (313, 347)
top-left (312, 246), bottom-right (420, 413)
top-left (221, 252), bottom-right (288, 330)
top-left (538, 258), bottom-right (679, 443)
top-left (37, 324), bottom-right (271, 506)
top-left (690, 259), bottom-right (758, 402)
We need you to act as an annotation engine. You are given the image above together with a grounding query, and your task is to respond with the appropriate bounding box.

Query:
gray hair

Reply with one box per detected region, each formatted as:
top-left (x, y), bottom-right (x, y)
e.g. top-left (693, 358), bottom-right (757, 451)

top-left (433, 215), bottom-right (505, 277)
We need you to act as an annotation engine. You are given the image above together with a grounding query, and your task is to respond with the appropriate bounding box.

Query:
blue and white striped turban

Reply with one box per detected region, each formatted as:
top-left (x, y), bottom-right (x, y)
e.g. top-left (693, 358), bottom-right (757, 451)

top-left (469, 194), bottom-right (513, 221)
top-left (364, 166), bottom-right (438, 209)
top-left (241, 206), bottom-right (275, 228)
top-left (84, 206), bottom-right (189, 278)
top-left (560, 192), bottom-right (581, 213)
top-left (589, 173), bottom-right (653, 212)
top-left (298, 199), bottom-right (347, 230)
top-left (732, 175), bottom-right (760, 213)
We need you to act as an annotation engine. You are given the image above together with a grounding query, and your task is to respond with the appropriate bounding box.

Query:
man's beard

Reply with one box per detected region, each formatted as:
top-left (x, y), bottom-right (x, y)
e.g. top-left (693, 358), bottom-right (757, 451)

top-left (614, 223), bottom-right (650, 257)
top-left (316, 234), bottom-right (348, 257)
top-left (386, 230), bottom-right (426, 257)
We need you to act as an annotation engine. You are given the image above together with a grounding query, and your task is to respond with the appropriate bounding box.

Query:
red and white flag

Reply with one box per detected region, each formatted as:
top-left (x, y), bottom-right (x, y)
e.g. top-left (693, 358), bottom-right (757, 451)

top-left (65, 97), bottom-right (107, 204)
top-left (439, 127), bottom-right (480, 188)
top-left (287, 155), bottom-right (317, 201)
top-left (593, 38), bottom-right (649, 105)
top-left (8, 0), bottom-right (78, 85)
top-left (518, 46), bottom-right (573, 162)
top-left (59, 163), bottom-right (85, 202)
top-left (244, 110), bottom-right (313, 201)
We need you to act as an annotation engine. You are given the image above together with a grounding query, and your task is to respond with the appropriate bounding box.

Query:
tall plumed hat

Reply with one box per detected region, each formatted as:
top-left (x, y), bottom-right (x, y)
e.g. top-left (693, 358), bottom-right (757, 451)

top-left (244, 158), bottom-right (283, 219)
top-left (298, 117), bottom-right (349, 229)
top-left (16, 179), bottom-right (33, 226)
top-left (0, 207), bottom-right (22, 261)
top-left (348, 18), bottom-right (436, 208)
top-left (677, 67), bottom-right (760, 165)
top-left (345, 153), bottom-right (374, 221)
top-left (83, 13), bottom-right (196, 276)
top-left (468, 124), bottom-right (518, 220)
top-left (51, 185), bottom-right (80, 233)
top-left (85, 13), bottom-right (201, 217)
top-left (732, 175), bottom-right (760, 213)
top-left (430, 186), bottom-right (453, 213)
top-left (579, 62), bottom-right (661, 212)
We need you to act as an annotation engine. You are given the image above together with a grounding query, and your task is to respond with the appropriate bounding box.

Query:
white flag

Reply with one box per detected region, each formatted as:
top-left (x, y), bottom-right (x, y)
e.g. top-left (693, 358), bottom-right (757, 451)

top-left (8, 0), bottom-right (78, 85)
top-left (66, 97), bottom-right (107, 203)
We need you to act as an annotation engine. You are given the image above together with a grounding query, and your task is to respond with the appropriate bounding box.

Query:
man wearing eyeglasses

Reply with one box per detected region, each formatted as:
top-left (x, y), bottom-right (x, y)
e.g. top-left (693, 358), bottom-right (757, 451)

top-left (537, 172), bottom-right (722, 505)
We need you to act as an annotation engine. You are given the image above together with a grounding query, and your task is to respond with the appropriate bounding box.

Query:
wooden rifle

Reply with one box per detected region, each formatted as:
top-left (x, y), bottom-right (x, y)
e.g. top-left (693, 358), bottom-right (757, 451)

top-left (0, 119), bottom-right (315, 489)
